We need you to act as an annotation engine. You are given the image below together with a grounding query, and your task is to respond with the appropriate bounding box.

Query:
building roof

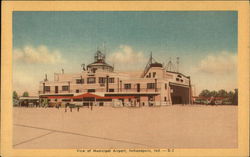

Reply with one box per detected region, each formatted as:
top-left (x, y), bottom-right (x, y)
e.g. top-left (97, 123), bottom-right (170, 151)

top-left (72, 93), bottom-right (103, 99)
top-left (87, 62), bottom-right (113, 68)
top-left (47, 96), bottom-right (72, 99)
top-left (166, 70), bottom-right (190, 78)
top-left (141, 53), bottom-right (163, 77)
top-left (192, 96), bottom-right (229, 100)
top-left (45, 93), bottom-right (136, 100)
top-left (19, 96), bottom-right (39, 100)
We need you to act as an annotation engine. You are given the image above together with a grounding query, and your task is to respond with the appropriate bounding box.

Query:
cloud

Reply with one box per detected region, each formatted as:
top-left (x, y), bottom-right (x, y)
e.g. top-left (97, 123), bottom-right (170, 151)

top-left (107, 45), bottom-right (147, 70)
top-left (13, 45), bottom-right (65, 64)
top-left (13, 70), bottom-right (39, 96)
top-left (196, 51), bottom-right (237, 74)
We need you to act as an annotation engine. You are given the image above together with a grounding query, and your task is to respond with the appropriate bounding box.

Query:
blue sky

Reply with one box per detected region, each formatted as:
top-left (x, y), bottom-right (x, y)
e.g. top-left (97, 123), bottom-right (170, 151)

top-left (13, 11), bottom-right (238, 95)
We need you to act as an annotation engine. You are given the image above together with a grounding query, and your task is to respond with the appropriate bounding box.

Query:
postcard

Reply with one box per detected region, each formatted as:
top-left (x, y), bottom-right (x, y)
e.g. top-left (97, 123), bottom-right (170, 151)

top-left (1, 1), bottom-right (249, 157)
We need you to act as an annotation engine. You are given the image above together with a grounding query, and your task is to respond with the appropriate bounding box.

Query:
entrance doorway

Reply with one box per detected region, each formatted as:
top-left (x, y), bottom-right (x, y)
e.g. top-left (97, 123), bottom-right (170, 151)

top-left (169, 84), bottom-right (190, 104)
top-left (137, 83), bottom-right (140, 92)
top-left (55, 86), bottom-right (58, 93)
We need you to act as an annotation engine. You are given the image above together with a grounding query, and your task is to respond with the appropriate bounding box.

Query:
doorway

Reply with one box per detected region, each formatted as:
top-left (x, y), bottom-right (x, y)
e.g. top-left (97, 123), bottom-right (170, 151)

top-left (55, 86), bottom-right (58, 93)
top-left (137, 83), bottom-right (140, 92)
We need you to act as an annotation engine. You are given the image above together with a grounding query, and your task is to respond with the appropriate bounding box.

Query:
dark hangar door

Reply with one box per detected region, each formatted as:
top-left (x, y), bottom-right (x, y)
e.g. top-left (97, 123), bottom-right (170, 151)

top-left (170, 83), bottom-right (190, 104)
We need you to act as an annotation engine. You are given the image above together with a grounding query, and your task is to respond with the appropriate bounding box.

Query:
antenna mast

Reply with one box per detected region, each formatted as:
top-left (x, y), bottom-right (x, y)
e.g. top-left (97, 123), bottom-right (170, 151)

top-left (166, 57), bottom-right (176, 72)
top-left (150, 51), bottom-right (153, 64)
top-left (176, 57), bottom-right (180, 72)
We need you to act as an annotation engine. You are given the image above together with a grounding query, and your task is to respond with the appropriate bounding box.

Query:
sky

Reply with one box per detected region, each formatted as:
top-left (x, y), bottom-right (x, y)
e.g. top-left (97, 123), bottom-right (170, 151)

top-left (13, 11), bottom-right (238, 96)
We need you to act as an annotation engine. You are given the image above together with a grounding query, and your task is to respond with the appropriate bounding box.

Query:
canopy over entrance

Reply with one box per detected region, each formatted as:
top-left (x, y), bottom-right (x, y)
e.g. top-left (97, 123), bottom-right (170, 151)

top-left (42, 93), bottom-right (136, 101)
top-left (47, 96), bottom-right (72, 99)
top-left (72, 93), bottom-right (104, 99)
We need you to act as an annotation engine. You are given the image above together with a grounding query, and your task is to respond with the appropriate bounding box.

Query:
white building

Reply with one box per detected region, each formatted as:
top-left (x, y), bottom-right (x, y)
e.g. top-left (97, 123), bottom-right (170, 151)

top-left (39, 50), bottom-right (192, 106)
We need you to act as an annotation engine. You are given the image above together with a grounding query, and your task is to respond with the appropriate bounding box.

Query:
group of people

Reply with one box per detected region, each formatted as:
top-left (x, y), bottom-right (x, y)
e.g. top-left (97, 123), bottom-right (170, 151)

top-left (64, 103), bottom-right (93, 112)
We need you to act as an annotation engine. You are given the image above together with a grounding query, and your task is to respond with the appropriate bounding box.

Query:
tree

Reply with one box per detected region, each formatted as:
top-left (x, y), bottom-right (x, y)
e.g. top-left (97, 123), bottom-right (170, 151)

top-left (13, 91), bottom-right (18, 100)
top-left (199, 89), bottom-right (210, 97)
top-left (217, 89), bottom-right (227, 97)
top-left (210, 90), bottom-right (218, 97)
top-left (228, 91), bottom-right (234, 101)
top-left (22, 91), bottom-right (29, 97)
top-left (232, 89), bottom-right (238, 105)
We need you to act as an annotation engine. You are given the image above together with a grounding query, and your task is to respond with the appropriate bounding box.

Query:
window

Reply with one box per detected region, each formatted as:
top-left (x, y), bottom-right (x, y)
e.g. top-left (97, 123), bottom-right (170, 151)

top-left (99, 77), bottom-right (106, 83)
top-left (87, 77), bottom-right (96, 84)
top-left (180, 79), bottom-right (183, 82)
top-left (177, 74), bottom-right (182, 78)
top-left (62, 86), bottom-right (69, 91)
top-left (92, 68), bottom-right (97, 73)
top-left (45, 86), bottom-right (50, 92)
top-left (76, 89), bottom-right (79, 93)
top-left (153, 72), bottom-right (156, 78)
top-left (176, 78), bottom-right (179, 81)
top-left (147, 83), bottom-right (156, 89)
top-left (62, 99), bottom-right (70, 102)
top-left (76, 79), bottom-right (83, 84)
top-left (124, 84), bottom-right (131, 89)
top-left (109, 89), bottom-right (114, 92)
top-left (73, 99), bottom-right (82, 102)
top-left (148, 73), bottom-right (151, 78)
top-left (165, 83), bottom-right (168, 89)
top-left (109, 78), bottom-right (115, 83)
top-left (87, 89), bottom-right (95, 93)
top-left (164, 97), bottom-right (167, 101)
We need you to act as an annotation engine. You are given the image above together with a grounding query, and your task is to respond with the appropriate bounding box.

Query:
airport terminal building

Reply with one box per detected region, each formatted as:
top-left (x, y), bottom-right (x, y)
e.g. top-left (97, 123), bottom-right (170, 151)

top-left (39, 50), bottom-right (192, 106)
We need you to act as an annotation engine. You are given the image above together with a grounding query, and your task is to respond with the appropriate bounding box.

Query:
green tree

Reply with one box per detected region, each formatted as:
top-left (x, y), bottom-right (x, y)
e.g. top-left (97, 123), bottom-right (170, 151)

top-left (232, 89), bottom-right (238, 105)
top-left (228, 91), bottom-right (234, 101)
top-left (217, 89), bottom-right (227, 97)
top-left (210, 90), bottom-right (218, 97)
top-left (22, 91), bottom-right (29, 97)
top-left (199, 89), bottom-right (210, 97)
top-left (13, 91), bottom-right (18, 100)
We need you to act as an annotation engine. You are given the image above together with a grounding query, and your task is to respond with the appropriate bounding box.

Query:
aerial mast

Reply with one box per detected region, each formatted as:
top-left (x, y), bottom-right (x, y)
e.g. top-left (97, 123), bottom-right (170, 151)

top-left (176, 57), bottom-right (180, 72)
top-left (150, 51), bottom-right (153, 64)
top-left (166, 57), bottom-right (176, 72)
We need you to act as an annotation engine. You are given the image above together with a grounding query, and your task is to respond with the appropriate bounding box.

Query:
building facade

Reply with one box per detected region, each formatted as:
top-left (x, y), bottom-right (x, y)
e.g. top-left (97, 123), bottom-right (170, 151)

top-left (39, 50), bottom-right (192, 106)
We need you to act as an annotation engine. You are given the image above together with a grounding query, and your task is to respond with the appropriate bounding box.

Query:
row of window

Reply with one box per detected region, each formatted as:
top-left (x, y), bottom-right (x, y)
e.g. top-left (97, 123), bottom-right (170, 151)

top-left (44, 85), bottom-right (69, 92)
top-left (72, 89), bottom-right (116, 93)
top-left (124, 83), bottom-right (156, 89)
top-left (44, 83), bottom-right (168, 92)
top-left (44, 88), bottom-right (115, 93)
top-left (146, 72), bottom-right (157, 78)
top-left (124, 83), bottom-right (168, 89)
top-left (76, 77), bottom-right (115, 84)
top-left (176, 77), bottom-right (183, 82)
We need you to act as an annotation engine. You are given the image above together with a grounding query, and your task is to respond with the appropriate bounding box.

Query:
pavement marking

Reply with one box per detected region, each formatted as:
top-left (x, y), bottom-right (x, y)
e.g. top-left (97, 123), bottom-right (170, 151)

top-left (14, 124), bottom-right (152, 147)
top-left (13, 131), bottom-right (55, 147)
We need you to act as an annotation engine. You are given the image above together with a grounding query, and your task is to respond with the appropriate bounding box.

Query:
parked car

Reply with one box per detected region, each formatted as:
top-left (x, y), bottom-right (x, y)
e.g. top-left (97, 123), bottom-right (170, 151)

top-left (48, 102), bottom-right (61, 107)
top-left (13, 99), bottom-right (19, 106)
top-left (215, 100), bottom-right (223, 105)
top-left (193, 99), bottom-right (202, 104)
top-left (222, 101), bottom-right (232, 105)
top-left (72, 101), bottom-right (83, 107)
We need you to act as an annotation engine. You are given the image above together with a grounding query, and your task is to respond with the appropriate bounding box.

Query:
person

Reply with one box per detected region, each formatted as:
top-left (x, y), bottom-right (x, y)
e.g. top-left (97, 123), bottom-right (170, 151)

top-left (77, 106), bottom-right (80, 112)
top-left (65, 103), bottom-right (68, 112)
top-left (70, 105), bottom-right (73, 112)
top-left (91, 103), bottom-right (93, 111)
